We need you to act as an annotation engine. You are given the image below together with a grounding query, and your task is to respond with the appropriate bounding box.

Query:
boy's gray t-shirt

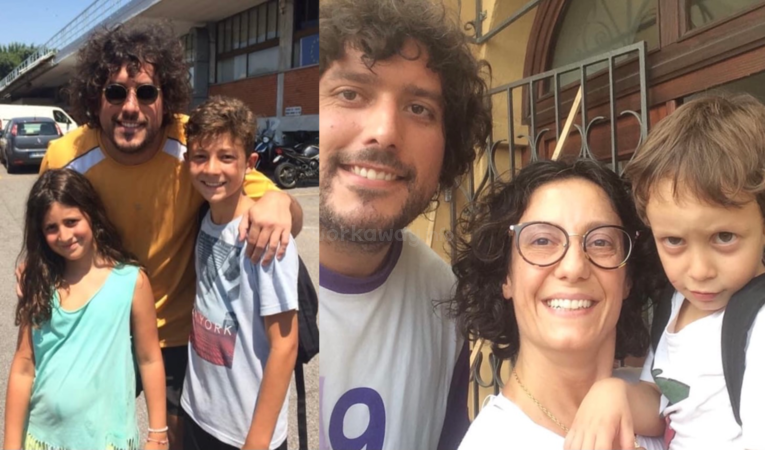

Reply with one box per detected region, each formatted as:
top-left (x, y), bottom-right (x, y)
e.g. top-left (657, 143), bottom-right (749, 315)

top-left (181, 212), bottom-right (299, 449)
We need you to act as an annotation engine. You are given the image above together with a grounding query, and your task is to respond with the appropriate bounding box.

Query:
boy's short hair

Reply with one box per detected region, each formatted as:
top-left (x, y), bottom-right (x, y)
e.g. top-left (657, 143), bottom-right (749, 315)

top-left (185, 96), bottom-right (256, 158)
top-left (320, 0), bottom-right (492, 191)
top-left (625, 93), bottom-right (765, 222)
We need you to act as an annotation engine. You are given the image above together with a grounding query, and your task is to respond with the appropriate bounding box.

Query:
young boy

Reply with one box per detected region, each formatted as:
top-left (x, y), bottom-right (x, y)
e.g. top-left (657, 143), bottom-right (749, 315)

top-left (565, 94), bottom-right (765, 450)
top-left (181, 96), bottom-right (299, 450)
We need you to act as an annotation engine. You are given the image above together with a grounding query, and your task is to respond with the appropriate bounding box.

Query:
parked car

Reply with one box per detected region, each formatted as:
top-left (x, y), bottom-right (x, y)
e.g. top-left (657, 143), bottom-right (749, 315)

top-left (0, 105), bottom-right (78, 135)
top-left (0, 117), bottom-right (62, 173)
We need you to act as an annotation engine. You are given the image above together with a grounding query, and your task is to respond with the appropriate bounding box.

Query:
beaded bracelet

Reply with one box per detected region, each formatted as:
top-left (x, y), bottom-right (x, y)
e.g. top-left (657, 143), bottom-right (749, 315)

top-left (148, 426), bottom-right (169, 433)
top-left (146, 436), bottom-right (169, 445)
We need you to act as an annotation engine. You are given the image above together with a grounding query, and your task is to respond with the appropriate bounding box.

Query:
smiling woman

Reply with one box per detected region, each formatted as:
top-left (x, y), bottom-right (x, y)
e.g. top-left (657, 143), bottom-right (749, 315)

top-left (449, 159), bottom-right (667, 450)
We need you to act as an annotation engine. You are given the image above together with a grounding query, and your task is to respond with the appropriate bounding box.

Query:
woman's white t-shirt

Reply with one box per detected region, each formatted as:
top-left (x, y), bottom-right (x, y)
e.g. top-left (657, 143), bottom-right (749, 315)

top-left (459, 393), bottom-right (665, 450)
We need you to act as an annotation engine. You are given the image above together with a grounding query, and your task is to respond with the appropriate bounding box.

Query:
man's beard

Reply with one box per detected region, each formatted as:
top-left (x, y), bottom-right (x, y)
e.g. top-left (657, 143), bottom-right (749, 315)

top-left (320, 149), bottom-right (436, 253)
top-left (105, 119), bottom-right (161, 155)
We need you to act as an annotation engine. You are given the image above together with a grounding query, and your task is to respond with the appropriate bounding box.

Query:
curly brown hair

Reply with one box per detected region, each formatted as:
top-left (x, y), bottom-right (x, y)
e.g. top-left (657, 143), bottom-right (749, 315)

top-left (450, 159), bottom-right (668, 361)
top-left (185, 96), bottom-right (256, 158)
top-left (18, 169), bottom-right (141, 327)
top-left (67, 21), bottom-right (191, 128)
top-left (320, 0), bottom-right (492, 191)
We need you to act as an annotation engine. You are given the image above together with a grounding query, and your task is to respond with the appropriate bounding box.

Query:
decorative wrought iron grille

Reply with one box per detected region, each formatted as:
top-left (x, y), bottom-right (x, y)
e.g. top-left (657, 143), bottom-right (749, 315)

top-left (447, 41), bottom-right (650, 415)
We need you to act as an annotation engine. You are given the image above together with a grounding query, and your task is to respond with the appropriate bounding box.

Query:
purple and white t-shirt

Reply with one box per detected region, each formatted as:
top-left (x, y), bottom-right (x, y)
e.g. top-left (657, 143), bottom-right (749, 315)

top-left (319, 229), bottom-right (468, 450)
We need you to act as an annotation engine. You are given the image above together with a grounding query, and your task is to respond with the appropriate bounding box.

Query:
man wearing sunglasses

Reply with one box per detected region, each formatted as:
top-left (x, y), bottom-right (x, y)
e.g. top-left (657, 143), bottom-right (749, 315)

top-left (37, 22), bottom-right (303, 449)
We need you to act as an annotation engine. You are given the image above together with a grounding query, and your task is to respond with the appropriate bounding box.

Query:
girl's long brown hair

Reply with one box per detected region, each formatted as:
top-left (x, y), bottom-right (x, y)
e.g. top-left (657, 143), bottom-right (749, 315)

top-left (17, 169), bottom-right (141, 327)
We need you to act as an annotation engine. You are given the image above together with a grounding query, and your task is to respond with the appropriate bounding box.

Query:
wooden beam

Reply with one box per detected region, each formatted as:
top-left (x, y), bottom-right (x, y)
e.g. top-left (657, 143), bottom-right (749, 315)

top-left (551, 85), bottom-right (582, 160)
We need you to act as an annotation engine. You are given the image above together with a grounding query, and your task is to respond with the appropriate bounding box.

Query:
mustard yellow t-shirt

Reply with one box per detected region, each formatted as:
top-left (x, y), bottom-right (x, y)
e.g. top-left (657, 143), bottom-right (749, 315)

top-left (42, 115), bottom-right (279, 347)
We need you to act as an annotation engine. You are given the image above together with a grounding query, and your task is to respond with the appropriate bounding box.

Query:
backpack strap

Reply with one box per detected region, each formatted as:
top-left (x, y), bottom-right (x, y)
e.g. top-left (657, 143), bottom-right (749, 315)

top-left (296, 256), bottom-right (320, 364)
top-left (721, 272), bottom-right (765, 425)
top-left (294, 256), bottom-right (318, 450)
top-left (295, 363), bottom-right (309, 450)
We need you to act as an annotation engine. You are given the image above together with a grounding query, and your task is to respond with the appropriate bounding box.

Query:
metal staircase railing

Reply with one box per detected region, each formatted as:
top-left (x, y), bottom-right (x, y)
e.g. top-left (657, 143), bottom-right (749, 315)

top-left (0, 0), bottom-right (138, 92)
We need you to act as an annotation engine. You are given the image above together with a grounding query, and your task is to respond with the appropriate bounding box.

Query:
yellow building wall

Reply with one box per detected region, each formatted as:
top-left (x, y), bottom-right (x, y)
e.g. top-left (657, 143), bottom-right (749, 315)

top-left (406, 0), bottom-right (537, 419)
top-left (413, 0), bottom-right (536, 246)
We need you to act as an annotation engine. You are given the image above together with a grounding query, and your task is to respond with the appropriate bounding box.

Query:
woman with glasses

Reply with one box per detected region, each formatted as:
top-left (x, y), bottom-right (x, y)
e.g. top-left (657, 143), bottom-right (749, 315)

top-left (450, 159), bottom-right (666, 450)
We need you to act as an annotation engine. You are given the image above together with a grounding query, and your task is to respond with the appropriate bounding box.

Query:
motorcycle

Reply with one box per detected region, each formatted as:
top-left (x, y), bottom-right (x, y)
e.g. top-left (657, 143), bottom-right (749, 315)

top-left (272, 142), bottom-right (319, 189)
top-left (253, 128), bottom-right (278, 172)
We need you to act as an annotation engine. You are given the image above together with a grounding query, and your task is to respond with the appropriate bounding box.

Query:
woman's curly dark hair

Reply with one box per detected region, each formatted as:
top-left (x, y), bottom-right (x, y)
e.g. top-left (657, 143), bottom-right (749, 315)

top-left (320, 0), bottom-right (492, 192)
top-left (67, 21), bottom-right (191, 128)
top-left (450, 159), bottom-right (668, 362)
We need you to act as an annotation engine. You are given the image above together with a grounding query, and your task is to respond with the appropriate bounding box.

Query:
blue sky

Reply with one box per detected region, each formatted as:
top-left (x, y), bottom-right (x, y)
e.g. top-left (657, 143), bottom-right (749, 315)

top-left (0, 0), bottom-right (95, 46)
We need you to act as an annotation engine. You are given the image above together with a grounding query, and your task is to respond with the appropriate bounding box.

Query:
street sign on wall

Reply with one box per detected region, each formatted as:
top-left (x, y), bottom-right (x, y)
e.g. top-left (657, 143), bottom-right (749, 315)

top-left (285, 106), bottom-right (302, 116)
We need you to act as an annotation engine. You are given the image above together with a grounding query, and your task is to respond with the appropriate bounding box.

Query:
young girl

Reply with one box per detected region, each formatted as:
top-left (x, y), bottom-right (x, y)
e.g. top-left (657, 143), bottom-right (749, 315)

top-left (3, 169), bottom-right (168, 450)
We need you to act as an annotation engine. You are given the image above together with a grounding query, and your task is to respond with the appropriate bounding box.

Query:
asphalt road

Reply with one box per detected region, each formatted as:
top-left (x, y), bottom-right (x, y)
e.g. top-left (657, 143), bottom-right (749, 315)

top-left (0, 164), bottom-right (319, 449)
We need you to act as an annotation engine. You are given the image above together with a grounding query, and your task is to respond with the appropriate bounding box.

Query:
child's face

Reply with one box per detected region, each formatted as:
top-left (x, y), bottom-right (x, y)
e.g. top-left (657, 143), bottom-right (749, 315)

top-left (187, 133), bottom-right (248, 204)
top-left (646, 179), bottom-right (765, 316)
top-left (43, 202), bottom-right (95, 262)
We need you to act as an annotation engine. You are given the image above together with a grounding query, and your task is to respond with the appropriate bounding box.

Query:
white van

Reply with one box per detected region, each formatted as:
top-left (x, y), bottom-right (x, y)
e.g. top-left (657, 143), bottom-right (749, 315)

top-left (0, 105), bottom-right (79, 135)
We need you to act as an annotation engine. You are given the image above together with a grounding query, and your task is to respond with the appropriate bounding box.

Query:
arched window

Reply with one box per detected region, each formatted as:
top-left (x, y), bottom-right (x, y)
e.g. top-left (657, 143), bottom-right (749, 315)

top-left (524, 0), bottom-right (765, 109)
top-left (551, 0), bottom-right (658, 86)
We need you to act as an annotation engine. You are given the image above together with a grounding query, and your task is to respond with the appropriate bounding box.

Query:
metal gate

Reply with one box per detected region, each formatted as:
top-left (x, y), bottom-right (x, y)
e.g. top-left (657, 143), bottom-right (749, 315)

top-left (447, 41), bottom-right (650, 415)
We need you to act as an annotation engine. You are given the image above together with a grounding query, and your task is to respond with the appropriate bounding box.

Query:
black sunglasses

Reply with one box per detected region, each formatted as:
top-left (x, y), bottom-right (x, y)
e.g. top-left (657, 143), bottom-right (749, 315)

top-left (102, 84), bottom-right (161, 105)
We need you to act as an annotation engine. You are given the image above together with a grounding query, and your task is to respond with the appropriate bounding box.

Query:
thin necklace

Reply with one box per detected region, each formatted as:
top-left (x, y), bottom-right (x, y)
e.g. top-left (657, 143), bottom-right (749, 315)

top-left (512, 369), bottom-right (641, 449)
top-left (512, 369), bottom-right (570, 432)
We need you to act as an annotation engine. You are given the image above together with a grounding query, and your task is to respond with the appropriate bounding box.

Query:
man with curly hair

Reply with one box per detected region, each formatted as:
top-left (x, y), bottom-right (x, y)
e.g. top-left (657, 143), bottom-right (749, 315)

top-left (318, 0), bottom-right (492, 449)
top-left (38, 22), bottom-right (303, 449)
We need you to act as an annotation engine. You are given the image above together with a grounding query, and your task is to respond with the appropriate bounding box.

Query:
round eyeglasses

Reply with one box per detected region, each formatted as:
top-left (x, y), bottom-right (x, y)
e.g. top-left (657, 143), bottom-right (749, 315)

top-left (509, 221), bottom-right (637, 270)
top-left (102, 84), bottom-right (161, 105)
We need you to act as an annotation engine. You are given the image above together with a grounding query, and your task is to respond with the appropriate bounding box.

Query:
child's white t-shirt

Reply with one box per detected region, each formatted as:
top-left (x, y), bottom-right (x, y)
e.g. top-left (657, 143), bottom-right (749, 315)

top-left (640, 290), bottom-right (765, 450)
top-left (181, 213), bottom-right (299, 449)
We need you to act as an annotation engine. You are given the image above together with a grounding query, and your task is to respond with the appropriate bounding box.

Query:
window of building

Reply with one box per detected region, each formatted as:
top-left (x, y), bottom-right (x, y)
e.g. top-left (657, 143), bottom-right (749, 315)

top-left (551, 0), bottom-right (659, 86)
top-left (233, 15), bottom-right (241, 50)
top-left (294, 0), bottom-right (319, 31)
top-left (224, 18), bottom-right (233, 52)
top-left (267, 1), bottom-right (278, 40)
top-left (687, 0), bottom-right (762, 29)
top-left (180, 33), bottom-right (195, 89)
top-left (217, 57), bottom-right (235, 83)
top-left (248, 47), bottom-right (280, 76)
top-left (248, 9), bottom-right (259, 46)
top-left (181, 33), bottom-right (195, 64)
top-left (292, 40), bottom-right (300, 69)
top-left (292, 0), bottom-right (319, 68)
top-left (215, 0), bottom-right (280, 83)
top-left (293, 33), bottom-right (319, 68)
top-left (234, 54), bottom-right (247, 80)
top-left (240, 10), bottom-right (249, 47)
top-left (258, 2), bottom-right (268, 43)
top-left (217, 22), bottom-right (225, 53)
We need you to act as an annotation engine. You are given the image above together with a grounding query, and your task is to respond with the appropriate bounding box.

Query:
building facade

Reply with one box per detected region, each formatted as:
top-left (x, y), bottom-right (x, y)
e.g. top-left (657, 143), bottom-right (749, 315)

top-left (187, 0), bottom-right (319, 142)
top-left (0, 0), bottom-right (318, 142)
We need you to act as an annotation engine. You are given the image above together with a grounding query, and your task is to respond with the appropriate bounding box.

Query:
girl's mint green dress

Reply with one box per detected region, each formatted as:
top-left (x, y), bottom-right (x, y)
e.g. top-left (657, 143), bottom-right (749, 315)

top-left (25, 264), bottom-right (140, 450)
